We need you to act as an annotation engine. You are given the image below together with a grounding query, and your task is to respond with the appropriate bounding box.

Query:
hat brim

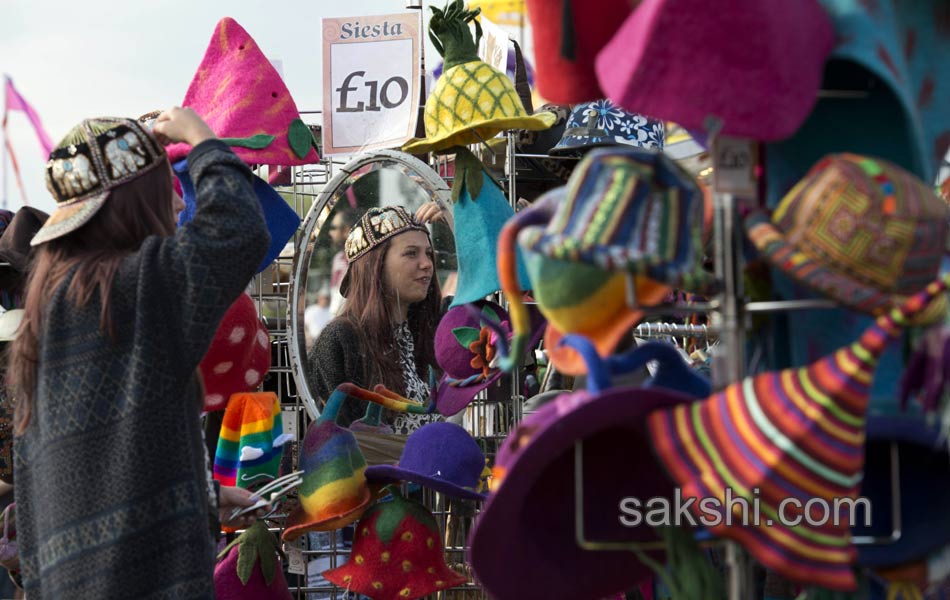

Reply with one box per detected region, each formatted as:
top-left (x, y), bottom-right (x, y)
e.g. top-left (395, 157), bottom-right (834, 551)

top-left (746, 212), bottom-right (947, 323)
top-left (364, 465), bottom-right (487, 501)
top-left (30, 191), bottom-right (110, 246)
top-left (281, 485), bottom-right (373, 542)
top-left (469, 386), bottom-right (698, 600)
top-left (402, 112), bottom-right (557, 156)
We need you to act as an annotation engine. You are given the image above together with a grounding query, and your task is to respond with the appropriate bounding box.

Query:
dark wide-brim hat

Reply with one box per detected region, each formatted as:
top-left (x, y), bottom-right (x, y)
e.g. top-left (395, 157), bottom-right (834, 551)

top-left (468, 386), bottom-right (698, 600)
top-left (0, 207), bottom-right (48, 291)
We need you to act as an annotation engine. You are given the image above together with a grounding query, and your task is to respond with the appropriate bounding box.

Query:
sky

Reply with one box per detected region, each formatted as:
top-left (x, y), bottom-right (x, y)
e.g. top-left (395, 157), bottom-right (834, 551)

top-left (0, 0), bottom-right (523, 214)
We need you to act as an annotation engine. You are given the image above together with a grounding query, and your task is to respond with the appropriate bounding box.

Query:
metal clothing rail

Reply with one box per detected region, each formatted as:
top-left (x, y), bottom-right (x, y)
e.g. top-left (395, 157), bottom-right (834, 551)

top-left (634, 322), bottom-right (719, 339)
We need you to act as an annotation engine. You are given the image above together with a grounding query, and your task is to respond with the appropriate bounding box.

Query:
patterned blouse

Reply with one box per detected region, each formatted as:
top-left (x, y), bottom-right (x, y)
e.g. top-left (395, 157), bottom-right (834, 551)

top-left (391, 321), bottom-right (442, 436)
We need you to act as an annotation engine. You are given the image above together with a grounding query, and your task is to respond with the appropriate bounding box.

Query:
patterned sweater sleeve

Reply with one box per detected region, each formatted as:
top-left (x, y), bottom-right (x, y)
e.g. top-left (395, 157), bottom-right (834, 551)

top-left (121, 140), bottom-right (270, 376)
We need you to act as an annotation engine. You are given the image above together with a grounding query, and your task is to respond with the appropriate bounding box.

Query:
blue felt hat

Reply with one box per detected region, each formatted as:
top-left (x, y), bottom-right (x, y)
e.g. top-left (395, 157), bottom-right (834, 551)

top-left (365, 422), bottom-right (488, 501)
top-left (449, 173), bottom-right (531, 308)
top-left (173, 159), bottom-right (299, 273)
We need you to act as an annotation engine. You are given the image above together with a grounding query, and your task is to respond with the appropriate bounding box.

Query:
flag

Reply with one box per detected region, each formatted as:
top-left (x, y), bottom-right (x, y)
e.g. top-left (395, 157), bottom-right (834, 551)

top-left (3, 75), bottom-right (54, 158)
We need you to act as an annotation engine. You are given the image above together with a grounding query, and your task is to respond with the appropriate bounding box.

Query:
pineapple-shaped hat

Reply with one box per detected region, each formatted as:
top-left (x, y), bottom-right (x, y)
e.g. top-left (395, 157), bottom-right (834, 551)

top-left (402, 0), bottom-right (555, 155)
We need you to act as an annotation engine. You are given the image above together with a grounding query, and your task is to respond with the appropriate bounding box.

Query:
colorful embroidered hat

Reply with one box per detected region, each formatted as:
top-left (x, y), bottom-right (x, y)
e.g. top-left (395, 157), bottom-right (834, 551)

top-left (449, 165), bottom-right (531, 307)
top-left (323, 489), bottom-right (467, 600)
top-left (595, 0), bottom-right (834, 141)
top-left (173, 159), bottom-right (300, 273)
top-left (745, 154), bottom-right (949, 321)
top-left (498, 146), bottom-right (716, 375)
top-left (468, 340), bottom-right (709, 600)
top-left (340, 206), bottom-right (431, 298)
top-left (32, 117), bottom-right (167, 246)
top-left (213, 392), bottom-right (292, 489)
top-left (200, 293), bottom-right (271, 412)
top-left (432, 300), bottom-right (544, 416)
top-left (525, 0), bottom-right (634, 103)
top-left (365, 422), bottom-right (488, 500)
top-left (166, 17), bottom-right (319, 166)
top-left (646, 275), bottom-right (950, 592)
top-left (283, 384), bottom-right (430, 542)
top-left (548, 99), bottom-right (665, 157)
top-left (401, 1), bottom-right (555, 155)
top-left (215, 521), bottom-right (293, 600)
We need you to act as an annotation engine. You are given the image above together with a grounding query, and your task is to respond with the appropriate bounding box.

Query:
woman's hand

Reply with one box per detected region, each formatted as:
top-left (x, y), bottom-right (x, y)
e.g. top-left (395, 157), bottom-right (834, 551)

top-left (415, 201), bottom-right (454, 230)
top-left (218, 485), bottom-right (271, 530)
top-left (152, 107), bottom-right (217, 147)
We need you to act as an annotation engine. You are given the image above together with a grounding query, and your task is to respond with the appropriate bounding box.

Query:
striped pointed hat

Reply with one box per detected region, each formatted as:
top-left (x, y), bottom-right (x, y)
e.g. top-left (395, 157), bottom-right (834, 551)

top-left (646, 274), bottom-right (950, 592)
top-left (213, 392), bottom-right (291, 489)
top-left (282, 384), bottom-right (429, 542)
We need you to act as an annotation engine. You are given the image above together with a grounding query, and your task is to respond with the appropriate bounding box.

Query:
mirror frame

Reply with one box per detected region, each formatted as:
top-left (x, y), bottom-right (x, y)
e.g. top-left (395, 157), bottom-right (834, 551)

top-left (288, 149), bottom-right (452, 420)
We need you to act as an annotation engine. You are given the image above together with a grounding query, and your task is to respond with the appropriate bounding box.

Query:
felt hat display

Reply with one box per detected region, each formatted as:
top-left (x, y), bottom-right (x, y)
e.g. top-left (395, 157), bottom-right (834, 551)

top-left (524, 0), bottom-right (634, 104)
top-left (32, 117), bottom-right (167, 246)
top-left (469, 340), bottom-right (710, 600)
top-left (173, 159), bottom-right (300, 273)
top-left (199, 293), bottom-right (271, 412)
top-left (215, 521), bottom-right (293, 600)
top-left (213, 392), bottom-right (292, 489)
top-left (365, 422), bottom-right (488, 500)
top-left (166, 17), bottom-right (319, 166)
top-left (595, 0), bottom-right (834, 141)
top-left (548, 99), bottom-right (665, 157)
top-left (745, 154), bottom-right (949, 321)
top-left (497, 145), bottom-right (716, 375)
top-left (646, 275), bottom-right (950, 591)
top-left (0, 207), bottom-right (47, 292)
top-left (855, 415), bottom-right (950, 569)
top-left (448, 163), bottom-right (531, 307)
top-left (401, 1), bottom-right (555, 156)
top-left (431, 300), bottom-right (544, 416)
top-left (283, 384), bottom-right (430, 542)
top-left (323, 489), bottom-right (467, 600)
top-left (340, 206), bottom-right (431, 298)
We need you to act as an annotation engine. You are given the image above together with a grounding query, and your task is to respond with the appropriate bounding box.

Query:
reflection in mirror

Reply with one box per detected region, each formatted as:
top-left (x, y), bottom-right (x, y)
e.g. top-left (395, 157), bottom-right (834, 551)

top-left (289, 151), bottom-right (456, 429)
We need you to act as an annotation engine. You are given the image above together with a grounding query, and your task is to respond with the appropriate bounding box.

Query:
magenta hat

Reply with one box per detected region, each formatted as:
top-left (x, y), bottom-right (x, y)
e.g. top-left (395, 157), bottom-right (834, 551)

top-left (432, 300), bottom-right (545, 417)
top-left (595, 0), bottom-right (835, 141)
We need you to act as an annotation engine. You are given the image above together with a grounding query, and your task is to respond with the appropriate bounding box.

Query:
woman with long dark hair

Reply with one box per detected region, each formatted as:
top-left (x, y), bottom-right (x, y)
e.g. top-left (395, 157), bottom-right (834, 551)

top-left (307, 204), bottom-right (449, 435)
top-left (8, 108), bottom-right (271, 598)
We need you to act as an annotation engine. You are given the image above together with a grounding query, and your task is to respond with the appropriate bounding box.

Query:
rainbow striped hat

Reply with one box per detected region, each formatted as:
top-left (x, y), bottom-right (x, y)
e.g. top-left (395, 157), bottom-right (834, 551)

top-left (647, 274), bottom-right (950, 592)
top-left (213, 392), bottom-right (291, 489)
top-left (282, 384), bottom-right (430, 542)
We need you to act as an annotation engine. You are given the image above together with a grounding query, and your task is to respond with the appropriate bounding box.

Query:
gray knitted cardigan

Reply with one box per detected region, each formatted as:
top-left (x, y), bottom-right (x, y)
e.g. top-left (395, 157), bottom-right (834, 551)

top-left (13, 140), bottom-right (269, 599)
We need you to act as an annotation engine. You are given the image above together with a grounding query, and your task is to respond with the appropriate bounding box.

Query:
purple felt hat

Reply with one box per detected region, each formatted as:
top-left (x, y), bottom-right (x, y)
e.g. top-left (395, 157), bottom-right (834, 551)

top-left (365, 422), bottom-right (488, 501)
top-left (432, 300), bottom-right (545, 417)
top-left (468, 385), bottom-right (699, 600)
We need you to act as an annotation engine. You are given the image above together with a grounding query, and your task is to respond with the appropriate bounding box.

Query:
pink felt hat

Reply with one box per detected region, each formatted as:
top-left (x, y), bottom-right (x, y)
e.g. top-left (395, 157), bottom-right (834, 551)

top-left (167, 17), bottom-right (320, 165)
top-left (595, 0), bottom-right (835, 141)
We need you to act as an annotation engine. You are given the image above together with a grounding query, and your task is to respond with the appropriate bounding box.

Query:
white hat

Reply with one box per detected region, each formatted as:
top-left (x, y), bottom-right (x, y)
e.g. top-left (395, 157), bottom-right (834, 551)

top-left (0, 309), bottom-right (24, 342)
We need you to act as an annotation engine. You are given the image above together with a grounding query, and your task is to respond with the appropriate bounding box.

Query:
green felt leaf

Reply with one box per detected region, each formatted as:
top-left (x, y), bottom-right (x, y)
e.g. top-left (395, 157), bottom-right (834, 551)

top-left (372, 491), bottom-right (439, 544)
top-left (480, 305), bottom-right (500, 324)
top-left (220, 134), bottom-right (276, 149)
top-left (236, 538), bottom-right (257, 585)
top-left (452, 326), bottom-right (481, 349)
top-left (235, 522), bottom-right (281, 586)
top-left (288, 119), bottom-right (314, 159)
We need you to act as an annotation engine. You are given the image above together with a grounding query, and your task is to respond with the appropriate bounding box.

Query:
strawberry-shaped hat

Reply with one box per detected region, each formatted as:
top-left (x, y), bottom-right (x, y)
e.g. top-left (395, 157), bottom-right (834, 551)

top-left (323, 489), bottom-right (466, 600)
top-left (166, 17), bottom-right (319, 166)
top-left (214, 521), bottom-right (293, 600)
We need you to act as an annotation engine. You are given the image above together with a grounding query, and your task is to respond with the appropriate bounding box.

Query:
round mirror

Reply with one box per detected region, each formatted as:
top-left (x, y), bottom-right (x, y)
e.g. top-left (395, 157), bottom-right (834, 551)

top-left (289, 150), bottom-right (456, 419)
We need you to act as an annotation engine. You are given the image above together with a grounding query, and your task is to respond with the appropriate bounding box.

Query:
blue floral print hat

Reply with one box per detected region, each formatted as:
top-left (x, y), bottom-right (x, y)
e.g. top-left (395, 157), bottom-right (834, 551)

top-left (549, 99), bottom-right (665, 157)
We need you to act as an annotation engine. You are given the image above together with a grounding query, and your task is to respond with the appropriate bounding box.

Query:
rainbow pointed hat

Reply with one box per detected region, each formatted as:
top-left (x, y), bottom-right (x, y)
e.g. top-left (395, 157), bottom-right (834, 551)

top-left (646, 274), bottom-right (950, 592)
top-left (282, 384), bottom-right (430, 542)
top-left (213, 392), bottom-right (292, 489)
top-left (166, 17), bottom-right (319, 165)
top-left (401, 1), bottom-right (554, 156)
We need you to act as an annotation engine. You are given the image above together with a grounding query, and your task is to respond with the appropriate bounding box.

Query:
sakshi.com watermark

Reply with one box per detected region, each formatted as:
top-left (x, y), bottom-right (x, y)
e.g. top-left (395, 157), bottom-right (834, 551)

top-left (618, 488), bottom-right (873, 528)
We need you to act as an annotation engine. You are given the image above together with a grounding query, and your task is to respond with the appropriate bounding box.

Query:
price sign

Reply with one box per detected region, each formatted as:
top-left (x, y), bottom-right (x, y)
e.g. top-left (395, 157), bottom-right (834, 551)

top-left (712, 136), bottom-right (758, 197)
top-left (322, 13), bottom-right (421, 155)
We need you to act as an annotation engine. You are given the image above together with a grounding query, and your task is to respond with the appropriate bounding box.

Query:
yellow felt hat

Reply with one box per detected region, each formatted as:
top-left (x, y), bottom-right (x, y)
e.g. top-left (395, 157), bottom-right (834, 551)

top-left (402, 1), bottom-right (554, 155)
